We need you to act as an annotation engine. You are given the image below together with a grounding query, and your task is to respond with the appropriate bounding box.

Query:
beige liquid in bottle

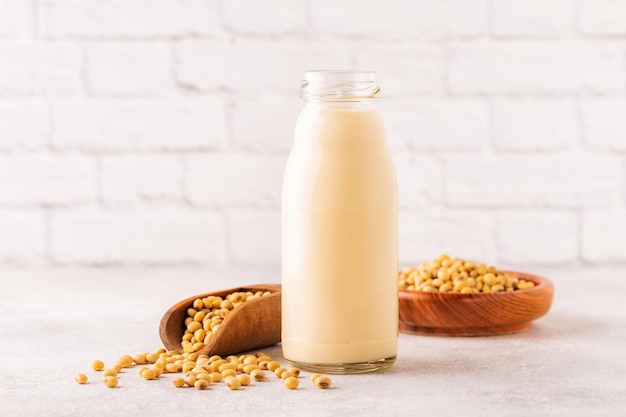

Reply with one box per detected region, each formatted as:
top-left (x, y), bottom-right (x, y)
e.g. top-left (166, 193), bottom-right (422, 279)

top-left (282, 71), bottom-right (398, 374)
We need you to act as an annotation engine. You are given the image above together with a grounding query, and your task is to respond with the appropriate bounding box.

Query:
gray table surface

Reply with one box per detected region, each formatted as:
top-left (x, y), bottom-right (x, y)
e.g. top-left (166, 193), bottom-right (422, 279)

top-left (1, 266), bottom-right (624, 417)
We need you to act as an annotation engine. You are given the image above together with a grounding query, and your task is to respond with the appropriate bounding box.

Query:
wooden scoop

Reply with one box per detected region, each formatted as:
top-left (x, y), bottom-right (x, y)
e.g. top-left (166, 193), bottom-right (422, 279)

top-left (159, 284), bottom-right (281, 356)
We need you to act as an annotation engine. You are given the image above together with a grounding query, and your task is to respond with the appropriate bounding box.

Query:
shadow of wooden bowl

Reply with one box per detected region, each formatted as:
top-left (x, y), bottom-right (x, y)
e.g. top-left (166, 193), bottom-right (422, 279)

top-left (399, 271), bottom-right (554, 336)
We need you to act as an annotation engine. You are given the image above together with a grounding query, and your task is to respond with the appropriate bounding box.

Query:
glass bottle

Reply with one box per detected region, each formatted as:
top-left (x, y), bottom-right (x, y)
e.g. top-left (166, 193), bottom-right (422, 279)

top-left (281, 70), bottom-right (398, 374)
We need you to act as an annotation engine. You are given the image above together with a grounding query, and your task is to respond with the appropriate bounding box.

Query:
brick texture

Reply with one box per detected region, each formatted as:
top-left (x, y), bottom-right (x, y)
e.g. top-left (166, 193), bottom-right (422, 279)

top-left (583, 99), bottom-right (626, 151)
top-left (39, 0), bottom-right (217, 38)
top-left (227, 210), bottom-right (281, 264)
top-left (0, 0), bottom-right (30, 38)
top-left (185, 154), bottom-right (285, 208)
top-left (582, 211), bottom-right (626, 262)
top-left (221, 0), bottom-right (307, 36)
top-left (448, 43), bottom-right (623, 94)
top-left (51, 99), bottom-right (226, 151)
top-left (176, 41), bottom-right (351, 94)
top-left (86, 42), bottom-right (174, 96)
top-left (393, 154), bottom-right (442, 209)
top-left (0, 43), bottom-right (82, 96)
top-left (492, 99), bottom-right (577, 152)
top-left (0, 153), bottom-right (95, 205)
top-left (51, 208), bottom-right (224, 264)
top-left (491, 0), bottom-right (577, 38)
top-left (100, 155), bottom-right (184, 205)
top-left (581, 0), bottom-right (626, 35)
top-left (310, 0), bottom-right (487, 39)
top-left (0, 210), bottom-right (46, 263)
top-left (354, 45), bottom-right (445, 97)
top-left (1, 1), bottom-right (626, 270)
top-left (0, 101), bottom-right (50, 150)
top-left (444, 156), bottom-right (620, 208)
top-left (230, 98), bottom-right (300, 153)
top-left (384, 99), bottom-right (488, 151)
top-left (497, 211), bottom-right (578, 264)
top-left (399, 210), bottom-right (494, 265)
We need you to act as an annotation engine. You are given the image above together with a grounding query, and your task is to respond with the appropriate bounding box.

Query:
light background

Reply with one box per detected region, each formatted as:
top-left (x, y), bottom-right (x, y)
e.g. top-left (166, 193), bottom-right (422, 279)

top-left (1, 0), bottom-right (626, 281)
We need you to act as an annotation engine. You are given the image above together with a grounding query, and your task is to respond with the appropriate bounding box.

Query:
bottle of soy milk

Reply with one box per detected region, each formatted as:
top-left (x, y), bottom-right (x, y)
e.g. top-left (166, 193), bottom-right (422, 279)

top-left (282, 71), bottom-right (398, 373)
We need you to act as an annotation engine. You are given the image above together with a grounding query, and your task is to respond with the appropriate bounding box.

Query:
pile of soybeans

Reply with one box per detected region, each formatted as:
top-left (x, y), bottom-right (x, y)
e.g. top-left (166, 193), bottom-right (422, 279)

top-left (74, 290), bottom-right (332, 391)
top-left (398, 254), bottom-right (536, 294)
top-left (75, 350), bottom-right (331, 391)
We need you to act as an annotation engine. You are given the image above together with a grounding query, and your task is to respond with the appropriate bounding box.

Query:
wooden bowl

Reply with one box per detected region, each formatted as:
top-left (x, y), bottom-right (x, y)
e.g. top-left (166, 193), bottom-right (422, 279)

top-left (399, 271), bottom-right (554, 336)
top-left (159, 284), bottom-right (281, 356)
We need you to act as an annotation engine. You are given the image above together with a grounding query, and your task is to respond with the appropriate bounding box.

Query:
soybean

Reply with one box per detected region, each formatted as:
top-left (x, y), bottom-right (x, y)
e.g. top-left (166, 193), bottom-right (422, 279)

top-left (251, 369), bottom-right (266, 382)
top-left (314, 376), bottom-right (332, 389)
top-left (267, 361), bottom-right (281, 372)
top-left (194, 380), bottom-right (209, 390)
top-left (284, 377), bottom-right (299, 390)
top-left (238, 374), bottom-right (251, 386)
top-left (103, 376), bottom-right (118, 388)
top-left (75, 373), bottom-right (88, 384)
top-left (141, 368), bottom-right (157, 380)
top-left (91, 360), bottom-right (105, 371)
top-left (225, 376), bottom-right (241, 390)
top-left (209, 372), bottom-right (223, 382)
top-left (117, 355), bottom-right (133, 368)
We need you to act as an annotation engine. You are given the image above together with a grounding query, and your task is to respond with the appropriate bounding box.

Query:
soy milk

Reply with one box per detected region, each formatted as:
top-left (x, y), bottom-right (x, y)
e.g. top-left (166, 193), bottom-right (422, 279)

top-left (282, 71), bottom-right (398, 374)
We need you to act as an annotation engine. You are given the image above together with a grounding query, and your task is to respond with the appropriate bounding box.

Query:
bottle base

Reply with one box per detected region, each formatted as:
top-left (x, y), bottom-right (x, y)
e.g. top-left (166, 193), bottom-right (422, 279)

top-left (284, 355), bottom-right (396, 375)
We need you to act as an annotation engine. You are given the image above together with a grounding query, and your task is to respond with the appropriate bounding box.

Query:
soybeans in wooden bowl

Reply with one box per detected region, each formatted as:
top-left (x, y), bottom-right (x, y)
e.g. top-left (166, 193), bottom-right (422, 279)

top-left (398, 255), bottom-right (554, 336)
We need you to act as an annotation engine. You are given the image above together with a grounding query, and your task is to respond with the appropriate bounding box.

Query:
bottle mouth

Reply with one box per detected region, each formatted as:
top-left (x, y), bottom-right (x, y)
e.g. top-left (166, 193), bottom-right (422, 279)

top-left (301, 70), bottom-right (380, 101)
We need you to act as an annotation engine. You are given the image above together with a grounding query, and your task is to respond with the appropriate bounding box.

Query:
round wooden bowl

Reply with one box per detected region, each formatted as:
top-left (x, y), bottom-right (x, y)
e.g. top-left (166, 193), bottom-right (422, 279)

top-left (399, 271), bottom-right (554, 336)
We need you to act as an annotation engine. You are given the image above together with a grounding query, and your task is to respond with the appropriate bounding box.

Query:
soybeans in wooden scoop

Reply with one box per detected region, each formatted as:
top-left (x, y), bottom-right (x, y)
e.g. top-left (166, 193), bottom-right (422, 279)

top-left (159, 284), bottom-right (281, 356)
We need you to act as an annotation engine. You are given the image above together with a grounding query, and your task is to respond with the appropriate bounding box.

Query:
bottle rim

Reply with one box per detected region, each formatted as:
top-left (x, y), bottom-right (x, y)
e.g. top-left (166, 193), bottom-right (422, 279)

top-left (301, 70), bottom-right (380, 101)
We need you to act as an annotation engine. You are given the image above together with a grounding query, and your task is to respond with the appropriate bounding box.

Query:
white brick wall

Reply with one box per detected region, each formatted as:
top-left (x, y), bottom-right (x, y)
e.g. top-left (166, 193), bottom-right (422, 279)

top-left (185, 154), bottom-right (285, 208)
top-left (0, 0), bottom-right (30, 38)
top-left (227, 210), bottom-right (281, 264)
top-left (0, 153), bottom-right (96, 205)
top-left (176, 41), bottom-right (352, 94)
top-left (491, 0), bottom-right (577, 38)
top-left (496, 211), bottom-right (578, 264)
top-left (0, 101), bottom-right (50, 150)
top-left (310, 0), bottom-right (488, 39)
top-left (2, 0), bottom-right (626, 273)
top-left (444, 156), bottom-right (620, 208)
top-left (51, 208), bottom-right (224, 264)
top-left (0, 43), bottom-right (82, 96)
top-left (39, 0), bottom-right (217, 39)
top-left (583, 99), bottom-right (626, 151)
top-left (86, 42), bottom-right (174, 96)
top-left (582, 211), bottom-right (626, 262)
top-left (221, 0), bottom-right (307, 36)
top-left (580, 0), bottom-right (626, 35)
top-left (230, 97), bottom-right (300, 153)
top-left (51, 99), bottom-right (226, 151)
top-left (384, 99), bottom-right (489, 151)
top-left (100, 155), bottom-right (184, 206)
top-left (0, 210), bottom-right (46, 264)
top-left (399, 210), bottom-right (494, 265)
top-left (448, 43), bottom-right (623, 94)
top-left (393, 154), bottom-right (442, 209)
top-left (491, 99), bottom-right (577, 152)
top-left (354, 45), bottom-right (445, 97)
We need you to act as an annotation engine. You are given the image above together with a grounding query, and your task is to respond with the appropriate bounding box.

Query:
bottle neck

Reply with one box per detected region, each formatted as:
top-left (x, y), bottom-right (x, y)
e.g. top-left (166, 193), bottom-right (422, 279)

top-left (301, 70), bottom-right (380, 102)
